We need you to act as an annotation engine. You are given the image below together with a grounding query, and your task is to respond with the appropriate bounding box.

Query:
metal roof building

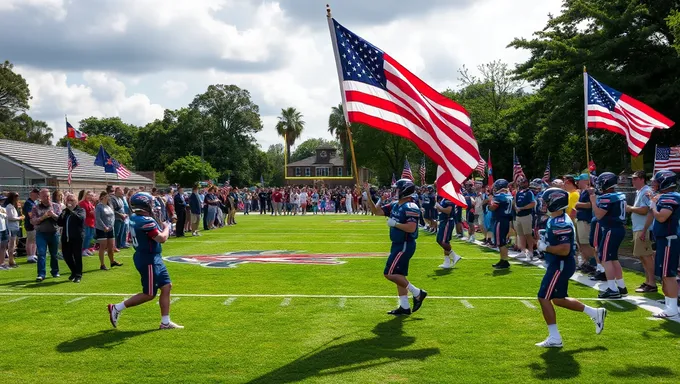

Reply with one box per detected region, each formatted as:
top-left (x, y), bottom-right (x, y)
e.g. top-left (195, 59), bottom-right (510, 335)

top-left (0, 139), bottom-right (154, 191)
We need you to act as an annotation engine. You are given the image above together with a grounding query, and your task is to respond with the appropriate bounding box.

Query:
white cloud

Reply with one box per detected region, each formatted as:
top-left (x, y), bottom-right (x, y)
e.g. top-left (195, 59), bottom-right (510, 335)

top-left (0, 0), bottom-right (66, 19)
top-left (161, 80), bottom-right (189, 99)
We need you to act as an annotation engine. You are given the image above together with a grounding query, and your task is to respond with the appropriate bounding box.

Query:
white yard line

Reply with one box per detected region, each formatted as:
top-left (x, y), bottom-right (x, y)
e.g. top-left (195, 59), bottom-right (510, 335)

top-left (338, 297), bottom-right (346, 308)
top-left (65, 297), bottom-right (87, 304)
top-left (460, 300), bottom-right (474, 309)
top-left (223, 297), bottom-right (237, 306)
top-left (280, 297), bottom-right (291, 306)
top-left (520, 300), bottom-right (537, 309)
top-left (170, 297), bottom-right (181, 304)
top-left (5, 296), bottom-right (28, 303)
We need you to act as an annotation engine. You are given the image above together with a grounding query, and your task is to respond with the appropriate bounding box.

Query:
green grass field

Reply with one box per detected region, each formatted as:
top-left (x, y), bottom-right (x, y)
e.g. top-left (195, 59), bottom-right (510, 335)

top-left (0, 214), bottom-right (678, 383)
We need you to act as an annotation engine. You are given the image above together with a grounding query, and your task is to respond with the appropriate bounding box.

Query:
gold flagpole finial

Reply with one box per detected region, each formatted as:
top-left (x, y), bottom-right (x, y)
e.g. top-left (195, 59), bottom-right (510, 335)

top-left (326, 4), bottom-right (331, 18)
top-left (583, 65), bottom-right (587, 73)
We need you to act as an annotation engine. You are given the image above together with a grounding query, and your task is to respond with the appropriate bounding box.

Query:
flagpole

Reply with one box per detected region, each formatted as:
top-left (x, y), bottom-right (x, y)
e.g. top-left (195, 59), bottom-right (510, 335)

top-left (583, 66), bottom-right (590, 177)
top-left (327, 4), bottom-right (360, 187)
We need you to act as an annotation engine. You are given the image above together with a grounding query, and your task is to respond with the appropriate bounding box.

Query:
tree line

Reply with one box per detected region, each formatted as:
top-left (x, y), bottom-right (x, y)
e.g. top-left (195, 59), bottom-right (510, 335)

top-left (2, 1), bottom-right (680, 186)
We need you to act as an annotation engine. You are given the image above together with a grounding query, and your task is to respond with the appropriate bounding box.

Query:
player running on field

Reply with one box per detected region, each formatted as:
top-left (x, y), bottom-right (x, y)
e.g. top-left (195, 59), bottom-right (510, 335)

top-left (365, 179), bottom-right (427, 316)
top-left (435, 194), bottom-right (463, 269)
top-left (489, 179), bottom-right (513, 269)
top-left (108, 192), bottom-right (183, 329)
top-left (648, 170), bottom-right (680, 318)
top-left (535, 188), bottom-right (607, 348)
top-left (589, 172), bottom-right (628, 298)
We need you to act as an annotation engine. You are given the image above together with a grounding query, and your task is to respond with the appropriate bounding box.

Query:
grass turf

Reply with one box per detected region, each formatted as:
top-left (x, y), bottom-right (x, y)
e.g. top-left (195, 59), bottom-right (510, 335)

top-left (0, 214), bottom-right (678, 383)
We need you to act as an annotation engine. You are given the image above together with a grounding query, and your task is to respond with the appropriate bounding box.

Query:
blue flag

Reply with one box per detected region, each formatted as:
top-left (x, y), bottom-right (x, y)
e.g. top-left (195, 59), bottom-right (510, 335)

top-left (94, 145), bottom-right (117, 174)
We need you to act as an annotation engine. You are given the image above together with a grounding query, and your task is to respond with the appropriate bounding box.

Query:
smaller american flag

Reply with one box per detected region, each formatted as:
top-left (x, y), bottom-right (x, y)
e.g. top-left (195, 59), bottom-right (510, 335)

top-left (112, 159), bottom-right (130, 179)
top-left (401, 159), bottom-right (414, 181)
top-left (513, 154), bottom-right (526, 183)
top-left (391, 173), bottom-right (396, 187)
top-left (542, 158), bottom-right (551, 182)
top-left (475, 158), bottom-right (486, 177)
top-left (419, 157), bottom-right (426, 186)
top-left (654, 146), bottom-right (680, 173)
top-left (67, 141), bottom-right (79, 185)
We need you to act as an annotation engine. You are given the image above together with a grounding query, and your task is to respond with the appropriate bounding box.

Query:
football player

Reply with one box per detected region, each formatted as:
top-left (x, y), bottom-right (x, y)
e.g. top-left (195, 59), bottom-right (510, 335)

top-left (464, 182), bottom-right (477, 243)
top-left (530, 179), bottom-right (546, 258)
top-left (489, 179), bottom-right (513, 269)
top-left (435, 194), bottom-right (463, 269)
top-left (422, 185), bottom-right (437, 233)
top-left (535, 188), bottom-right (607, 348)
top-left (589, 172), bottom-right (628, 298)
top-left (649, 170), bottom-right (680, 318)
top-left (365, 179), bottom-right (428, 315)
top-left (107, 192), bottom-right (183, 329)
top-left (514, 176), bottom-right (536, 261)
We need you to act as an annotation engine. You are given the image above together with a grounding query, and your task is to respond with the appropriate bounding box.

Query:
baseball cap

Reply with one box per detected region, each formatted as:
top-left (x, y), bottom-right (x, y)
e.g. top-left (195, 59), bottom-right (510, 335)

top-left (575, 173), bottom-right (590, 181)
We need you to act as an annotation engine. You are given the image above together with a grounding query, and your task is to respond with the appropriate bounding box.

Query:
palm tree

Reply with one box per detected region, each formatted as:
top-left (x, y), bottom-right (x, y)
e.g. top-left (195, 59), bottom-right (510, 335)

top-left (328, 104), bottom-right (350, 171)
top-left (276, 107), bottom-right (305, 162)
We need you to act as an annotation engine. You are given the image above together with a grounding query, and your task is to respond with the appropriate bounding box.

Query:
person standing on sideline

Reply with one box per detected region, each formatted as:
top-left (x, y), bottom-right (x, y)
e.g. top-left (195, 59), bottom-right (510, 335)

top-left (648, 170), bottom-right (680, 318)
top-left (23, 189), bottom-right (39, 263)
top-left (364, 179), bottom-right (428, 315)
top-left (79, 191), bottom-right (96, 256)
top-left (574, 175), bottom-right (598, 274)
top-left (625, 171), bottom-right (657, 292)
top-left (30, 188), bottom-right (62, 281)
top-left (109, 188), bottom-right (128, 250)
top-left (589, 172), bottom-right (628, 299)
top-left (514, 176), bottom-right (536, 261)
top-left (0, 195), bottom-right (9, 270)
top-left (96, 192), bottom-right (123, 271)
top-left (4, 192), bottom-right (24, 268)
top-left (345, 188), bottom-right (353, 214)
top-left (174, 187), bottom-right (187, 237)
top-left (57, 193), bottom-right (85, 283)
top-left (108, 192), bottom-right (183, 330)
top-left (258, 188), bottom-right (267, 215)
top-left (300, 188), bottom-right (308, 215)
top-left (535, 188), bottom-right (607, 348)
top-left (189, 185), bottom-right (202, 236)
top-left (489, 179), bottom-right (514, 270)
top-left (563, 175), bottom-right (580, 220)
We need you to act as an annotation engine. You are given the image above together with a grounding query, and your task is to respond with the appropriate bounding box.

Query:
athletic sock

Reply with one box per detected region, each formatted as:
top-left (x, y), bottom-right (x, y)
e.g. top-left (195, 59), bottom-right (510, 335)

top-left (596, 264), bottom-right (605, 273)
top-left (547, 324), bottom-right (561, 340)
top-left (583, 305), bottom-right (598, 319)
top-left (161, 315), bottom-right (170, 324)
top-left (443, 256), bottom-right (450, 265)
top-left (666, 297), bottom-right (679, 314)
top-left (407, 283), bottom-right (421, 297)
top-left (615, 278), bottom-right (626, 289)
top-left (399, 296), bottom-right (410, 309)
top-left (607, 280), bottom-right (618, 292)
top-left (114, 302), bottom-right (126, 311)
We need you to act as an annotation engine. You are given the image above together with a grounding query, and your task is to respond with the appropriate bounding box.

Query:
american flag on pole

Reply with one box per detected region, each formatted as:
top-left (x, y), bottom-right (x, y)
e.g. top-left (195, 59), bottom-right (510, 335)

top-left (112, 159), bottom-right (130, 179)
top-left (67, 141), bottom-right (78, 185)
top-left (419, 157), bottom-right (426, 185)
top-left (328, 16), bottom-right (479, 206)
top-left (474, 158), bottom-right (486, 177)
top-left (654, 146), bottom-right (680, 173)
top-left (487, 151), bottom-right (494, 188)
top-left (513, 154), bottom-right (526, 183)
top-left (391, 173), bottom-right (396, 187)
top-left (542, 158), bottom-right (551, 182)
top-left (401, 158), bottom-right (414, 181)
top-left (585, 73), bottom-right (674, 155)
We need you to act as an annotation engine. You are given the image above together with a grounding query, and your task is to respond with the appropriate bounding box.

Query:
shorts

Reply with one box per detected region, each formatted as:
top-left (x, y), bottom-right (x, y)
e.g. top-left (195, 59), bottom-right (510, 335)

top-left (598, 227), bottom-right (625, 263)
top-left (96, 229), bottom-right (115, 240)
top-left (26, 230), bottom-right (36, 242)
top-left (538, 256), bottom-right (576, 300)
top-left (384, 241), bottom-right (416, 276)
top-left (655, 237), bottom-right (680, 278)
top-left (191, 213), bottom-right (201, 225)
top-left (0, 230), bottom-right (8, 243)
top-left (424, 207), bottom-right (432, 220)
top-left (454, 207), bottom-right (463, 223)
top-left (9, 229), bottom-right (21, 238)
top-left (589, 221), bottom-right (601, 249)
top-left (466, 210), bottom-right (475, 224)
top-left (436, 220), bottom-right (455, 245)
top-left (494, 220), bottom-right (510, 247)
top-left (135, 256), bottom-right (171, 297)
top-left (632, 231), bottom-right (653, 257)
top-left (514, 215), bottom-right (533, 236)
top-left (576, 221), bottom-right (591, 245)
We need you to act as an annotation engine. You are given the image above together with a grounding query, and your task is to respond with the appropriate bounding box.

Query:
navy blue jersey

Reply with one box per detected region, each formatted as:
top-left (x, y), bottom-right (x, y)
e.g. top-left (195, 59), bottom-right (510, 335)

top-left (653, 192), bottom-right (680, 238)
top-left (422, 193), bottom-right (434, 209)
top-left (492, 192), bottom-right (513, 221)
top-left (464, 193), bottom-right (474, 213)
top-left (515, 189), bottom-right (535, 217)
top-left (575, 190), bottom-right (593, 222)
top-left (437, 198), bottom-right (456, 222)
top-left (545, 213), bottom-right (577, 259)
top-left (130, 214), bottom-right (162, 259)
top-left (596, 192), bottom-right (626, 228)
top-left (382, 201), bottom-right (421, 242)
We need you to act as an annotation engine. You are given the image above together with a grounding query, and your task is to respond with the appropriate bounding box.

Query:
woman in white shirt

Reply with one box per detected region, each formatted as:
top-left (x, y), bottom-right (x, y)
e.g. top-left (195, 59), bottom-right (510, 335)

top-left (292, 190), bottom-right (300, 215)
top-left (345, 189), bottom-right (353, 214)
top-left (4, 192), bottom-right (23, 268)
top-left (299, 189), bottom-right (308, 215)
top-left (0, 195), bottom-right (9, 269)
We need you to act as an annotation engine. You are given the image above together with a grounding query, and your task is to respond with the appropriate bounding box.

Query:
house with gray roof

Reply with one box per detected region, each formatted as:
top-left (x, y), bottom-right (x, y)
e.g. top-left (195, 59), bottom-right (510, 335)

top-left (285, 145), bottom-right (372, 187)
top-left (0, 139), bottom-right (154, 191)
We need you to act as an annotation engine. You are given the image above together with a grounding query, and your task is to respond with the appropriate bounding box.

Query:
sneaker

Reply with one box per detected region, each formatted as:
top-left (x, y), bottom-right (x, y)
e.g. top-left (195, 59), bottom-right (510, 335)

top-left (27, 256), bottom-right (37, 264)
top-left (8, 263), bottom-right (18, 269)
top-left (0, 265), bottom-right (9, 271)
top-left (82, 251), bottom-right (90, 257)
top-left (653, 311), bottom-right (680, 319)
top-left (535, 337), bottom-right (563, 348)
top-left (73, 277), bottom-right (81, 283)
top-left (100, 265), bottom-right (109, 271)
top-left (635, 283), bottom-right (658, 293)
top-left (590, 272), bottom-right (607, 281)
top-left (35, 276), bottom-right (44, 282)
top-left (159, 321), bottom-right (184, 329)
top-left (110, 261), bottom-right (123, 268)
top-left (593, 308), bottom-right (607, 334)
top-left (438, 262), bottom-right (452, 269)
top-left (451, 254), bottom-right (462, 267)
top-left (68, 275), bottom-right (75, 282)
top-left (597, 288), bottom-right (622, 299)
top-left (52, 273), bottom-right (60, 278)
top-left (387, 306), bottom-right (412, 316)
top-left (412, 290), bottom-right (428, 313)
top-left (467, 236), bottom-right (476, 243)
top-left (107, 304), bottom-right (121, 328)
top-left (57, 252), bottom-right (64, 261)
top-left (618, 286), bottom-right (628, 297)
top-left (492, 260), bottom-right (510, 269)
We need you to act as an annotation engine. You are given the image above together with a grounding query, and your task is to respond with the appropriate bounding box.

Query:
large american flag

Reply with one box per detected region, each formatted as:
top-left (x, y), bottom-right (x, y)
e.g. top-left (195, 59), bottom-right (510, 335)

top-left (585, 73), bottom-right (674, 155)
top-left (401, 158), bottom-right (414, 181)
top-left (419, 157), bottom-right (426, 185)
top-left (67, 141), bottom-right (78, 185)
top-left (542, 158), bottom-right (551, 182)
top-left (475, 158), bottom-right (486, 177)
top-left (513, 154), bottom-right (525, 183)
top-left (112, 159), bottom-right (131, 179)
top-left (329, 17), bottom-right (478, 206)
top-left (654, 146), bottom-right (680, 173)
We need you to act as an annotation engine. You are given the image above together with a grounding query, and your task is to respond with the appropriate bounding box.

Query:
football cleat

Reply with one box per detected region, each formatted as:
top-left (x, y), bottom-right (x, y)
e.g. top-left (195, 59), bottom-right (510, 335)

top-left (387, 306), bottom-right (412, 316)
top-left (439, 262), bottom-right (452, 269)
top-left (535, 337), bottom-right (563, 348)
top-left (593, 308), bottom-right (607, 334)
top-left (108, 304), bottom-right (121, 328)
top-left (159, 321), bottom-right (184, 330)
top-left (492, 260), bottom-right (510, 269)
top-left (597, 288), bottom-right (621, 299)
top-left (590, 272), bottom-right (607, 281)
top-left (451, 254), bottom-right (462, 268)
top-left (618, 286), bottom-right (628, 297)
top-left (412, 290), bottom-right (428, 313)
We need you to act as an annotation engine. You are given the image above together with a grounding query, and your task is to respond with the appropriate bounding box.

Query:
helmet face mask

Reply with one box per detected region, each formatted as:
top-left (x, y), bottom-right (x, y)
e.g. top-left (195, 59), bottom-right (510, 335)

top-left (595, 172), bottom-right (617, 195)
top-left (542, 187), bottom-right (569, 213)
top-left (653, 170), bottom-right (678, 192)
top-left (130, 192), bottom-right (155, 216)
top-left (395, 178), bottom-right (416, 199)
top-left (493, 179), bottom-right (509, 194)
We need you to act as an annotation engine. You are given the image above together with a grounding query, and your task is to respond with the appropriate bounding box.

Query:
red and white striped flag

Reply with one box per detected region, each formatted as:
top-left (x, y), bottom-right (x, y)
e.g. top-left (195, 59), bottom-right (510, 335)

top-left (419, 157), bottom-right (426, 186)
top-left (585, 73), bottom-right (674, 155)
top-left (112, 159), bottom-right (130, 180)
top-left (436, 166), bottom-right (466, 207)
top-left (475, 158), bottom-right (486, 177)
top-left (329, 17), bottom-right (479, 207)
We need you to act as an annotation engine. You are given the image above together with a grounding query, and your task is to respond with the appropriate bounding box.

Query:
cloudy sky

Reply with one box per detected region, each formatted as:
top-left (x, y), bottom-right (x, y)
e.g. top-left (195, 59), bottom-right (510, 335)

top-left (0, 0), bottom-right (562, 150)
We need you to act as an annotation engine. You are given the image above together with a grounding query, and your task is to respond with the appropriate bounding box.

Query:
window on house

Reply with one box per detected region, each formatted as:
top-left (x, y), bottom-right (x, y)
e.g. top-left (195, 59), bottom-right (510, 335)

top-left (305, 167), bottom-right (311, 176)
top-left (315, 167), bottom-right (330, 177)
top-left (336, 167), bottom-right (343, 176)
top-left (295, 167), bottom-right (300, 176)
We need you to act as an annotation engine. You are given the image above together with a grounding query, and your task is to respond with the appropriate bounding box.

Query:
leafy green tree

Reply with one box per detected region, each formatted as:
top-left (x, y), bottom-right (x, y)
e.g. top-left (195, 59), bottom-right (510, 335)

top-left (328, 104), bottom-right (351, 169)
top-left (77, 117), bottom-right (139, 149)
top-left (165, 155), bottom-right (218, 187)
top-left (266, 144), bottom-right (285, 186)
top-left (275, 107), bottom-right (305, 161)
top-left (0, 60), bottom-right (31, 114)
top-left (290, 138), bottom-right (339, 162)
top-left (57, 134), bottom-right (133, 167)
top-left (0, 113), bottom-right (53, 144)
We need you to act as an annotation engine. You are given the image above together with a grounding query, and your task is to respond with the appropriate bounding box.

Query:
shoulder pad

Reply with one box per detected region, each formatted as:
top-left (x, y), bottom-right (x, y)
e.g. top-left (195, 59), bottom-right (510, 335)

top-left (405, 202), bottom-right (419, 210)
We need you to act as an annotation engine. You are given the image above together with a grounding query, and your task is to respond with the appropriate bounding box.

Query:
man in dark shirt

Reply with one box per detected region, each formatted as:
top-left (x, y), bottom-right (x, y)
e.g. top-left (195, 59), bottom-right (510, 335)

top-left (266, 189), bottom-right (273, 215)
top-left (30, 188), bottom-right (62, 281)
top-left (258, 189), bottom-right (267, 215)
top-left (189, 185), bottom-right (202, 236)
top-left (23, 189), bottom-right (39, 263)
top-left (174, 186), bottom-right (187, 237)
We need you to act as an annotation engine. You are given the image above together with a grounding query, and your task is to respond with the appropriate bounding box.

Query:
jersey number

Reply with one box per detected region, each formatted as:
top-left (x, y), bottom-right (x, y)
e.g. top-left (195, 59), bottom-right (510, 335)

top-left (504, 198), bottom-right (514, 215)
top-left (618, 201), bottom-right (626, 221)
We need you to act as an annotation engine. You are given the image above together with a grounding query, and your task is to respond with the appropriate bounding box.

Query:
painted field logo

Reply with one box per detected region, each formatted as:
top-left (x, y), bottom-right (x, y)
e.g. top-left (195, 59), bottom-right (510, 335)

top-left (164, 250), bottom-right (386, 268)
